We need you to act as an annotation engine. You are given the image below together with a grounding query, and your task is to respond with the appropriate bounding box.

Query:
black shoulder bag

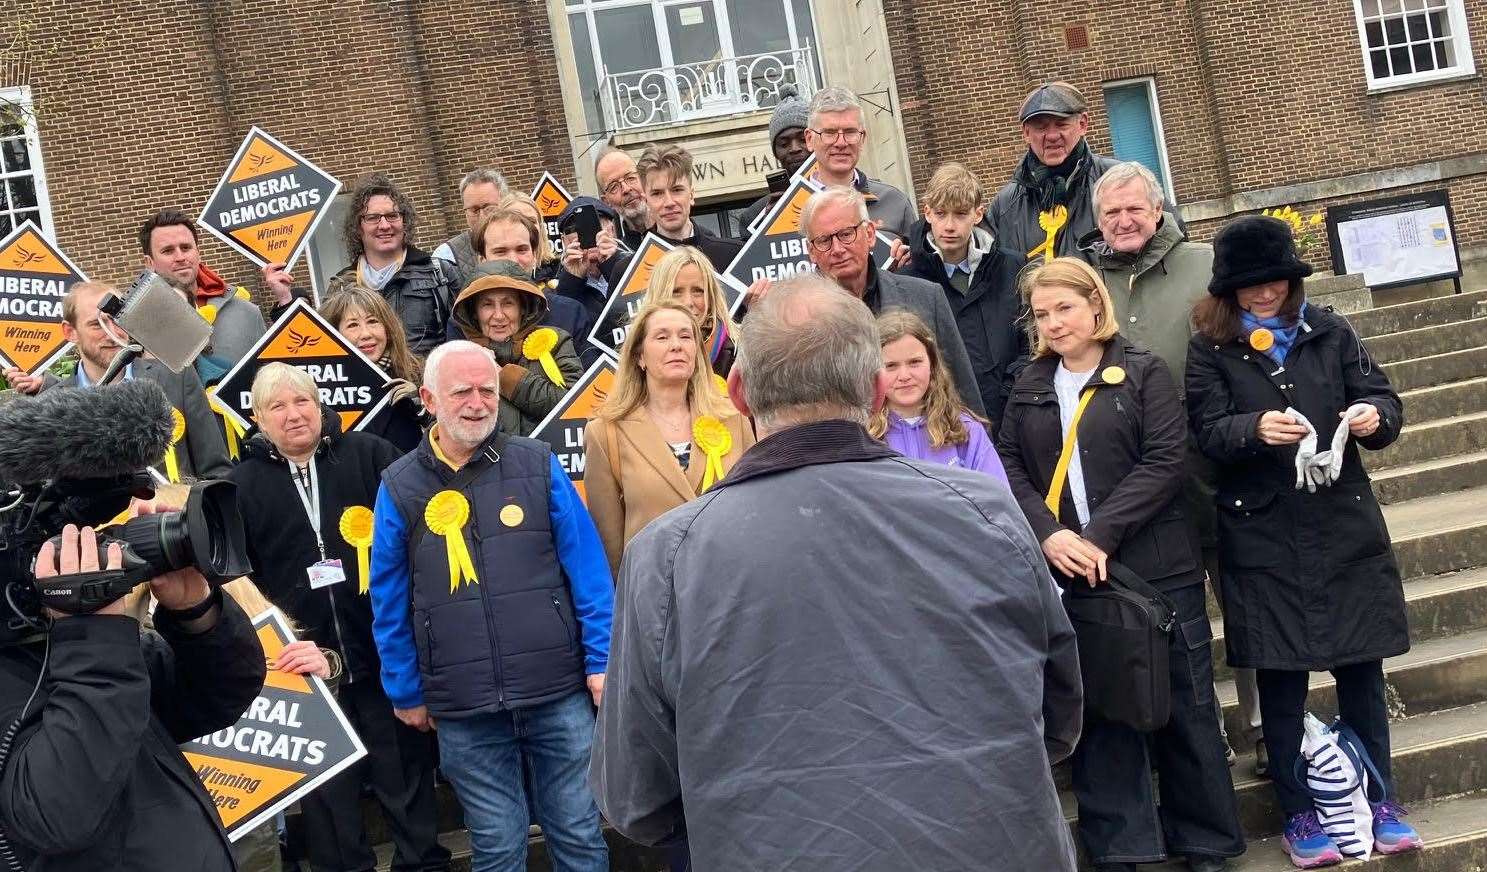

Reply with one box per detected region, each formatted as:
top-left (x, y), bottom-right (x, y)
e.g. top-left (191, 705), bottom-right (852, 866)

top-left (1062, 559), bottom-right (1178, 732)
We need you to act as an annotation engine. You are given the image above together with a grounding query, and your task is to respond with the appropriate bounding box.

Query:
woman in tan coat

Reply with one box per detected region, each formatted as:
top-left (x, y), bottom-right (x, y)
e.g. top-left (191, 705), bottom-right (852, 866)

top-left (584, 300), bottom-right (755, 576)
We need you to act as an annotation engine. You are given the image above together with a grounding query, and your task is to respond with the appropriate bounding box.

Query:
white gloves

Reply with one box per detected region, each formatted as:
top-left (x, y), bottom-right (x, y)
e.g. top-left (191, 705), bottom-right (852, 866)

top-left (1290, 403), bottom-right (1373, 492)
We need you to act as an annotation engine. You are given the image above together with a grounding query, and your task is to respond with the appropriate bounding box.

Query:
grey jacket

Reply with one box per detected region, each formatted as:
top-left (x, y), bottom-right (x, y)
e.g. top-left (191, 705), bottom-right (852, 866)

top-left (592, 420), bottom-right (1081, 872)
top-left (863, 176), bottom-right (918, 240)
top-left (874, 266), bottom-right (985, 414)
top-left (204, 293), bottom-right (267, 365)
top-left (53, 358), bottom-right (232, 480)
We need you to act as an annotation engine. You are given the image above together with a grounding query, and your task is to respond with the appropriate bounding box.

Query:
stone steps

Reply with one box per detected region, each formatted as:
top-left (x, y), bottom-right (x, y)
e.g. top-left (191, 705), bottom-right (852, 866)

top-left (1365, 317), bottom-right (1487, 365)
top-left (1382, 345), bottom-right (1487, 393)
top-left (1398, 376), bottom-right (1487, 424)
top-left (1348, 289), bottom-right (1487, 338)
top-left (1371, 449), bottom-right (1487, 505)
top-left (1384, 485), bottom-right (1487, 580)
top-left (1368, 410), bottom-right (1487, 472)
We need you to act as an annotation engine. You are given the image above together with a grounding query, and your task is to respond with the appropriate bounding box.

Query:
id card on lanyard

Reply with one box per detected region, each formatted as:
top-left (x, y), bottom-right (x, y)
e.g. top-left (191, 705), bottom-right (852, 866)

top-left (293, 459), bottom-right (346, 589)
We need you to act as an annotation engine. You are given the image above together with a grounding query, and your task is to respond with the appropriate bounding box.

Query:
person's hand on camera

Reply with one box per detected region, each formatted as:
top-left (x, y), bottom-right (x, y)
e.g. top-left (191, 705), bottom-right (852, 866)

top-left (561, 236), bottom-right (587, 278)
top-left (594, 228), bottom-right (618, 262)
top-left (133, 501), bottom-right (211, 612)
top-left (35, 524), bottom-right (127, 619)
top-left (888, 237), bottom-right (912, 271)
top-left (1256, 410), bottom-right (1311, 446)
top-left (276, 640), bottom-right (332, 679)
top-left (3, 366), bottom-right (45, 395)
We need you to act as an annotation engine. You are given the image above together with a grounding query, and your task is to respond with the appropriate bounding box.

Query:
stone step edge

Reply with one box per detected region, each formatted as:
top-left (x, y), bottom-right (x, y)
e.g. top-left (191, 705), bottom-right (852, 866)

top-left (1370, 448), bottom-right (1487, 484)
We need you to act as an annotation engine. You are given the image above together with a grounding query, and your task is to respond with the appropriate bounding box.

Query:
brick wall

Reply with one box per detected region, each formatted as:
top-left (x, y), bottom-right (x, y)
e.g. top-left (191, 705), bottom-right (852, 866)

top-left (883, 0), bottom-right (1487, 268)
top-left (2, 0), bottom-right (573, 298)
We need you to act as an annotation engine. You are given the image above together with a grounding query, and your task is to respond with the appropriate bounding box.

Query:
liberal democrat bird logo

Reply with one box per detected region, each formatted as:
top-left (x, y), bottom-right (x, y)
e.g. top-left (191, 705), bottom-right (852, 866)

top-left (540, 193), bottom-right (561, 211)
top-left (285, 329), bottom-right (321, 354)
top-left (248, 149), bottom-right (273, 171)
top-left (7, 245), bottom-right (44, 269)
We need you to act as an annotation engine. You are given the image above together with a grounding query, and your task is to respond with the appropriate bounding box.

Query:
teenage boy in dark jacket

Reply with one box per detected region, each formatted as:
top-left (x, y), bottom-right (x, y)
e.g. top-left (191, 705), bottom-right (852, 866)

top-left (228, 364), bottom-right (450, 872)
top-left (0, 521), bottom-right (264, 872)
top-left (897, 162), bottom-right (1027, 431)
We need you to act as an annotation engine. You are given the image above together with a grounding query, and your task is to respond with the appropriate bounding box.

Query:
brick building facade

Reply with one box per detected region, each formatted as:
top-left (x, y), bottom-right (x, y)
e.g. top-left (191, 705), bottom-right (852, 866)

top-left (4, 0), bottom-right (1484, 296)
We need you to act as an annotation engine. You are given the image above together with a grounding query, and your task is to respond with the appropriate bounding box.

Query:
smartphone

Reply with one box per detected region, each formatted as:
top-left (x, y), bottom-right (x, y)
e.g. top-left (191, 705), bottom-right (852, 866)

top-left (574, 205), bottom-right (601, 249)
top-left (766, 170), bottom-right (790, 195)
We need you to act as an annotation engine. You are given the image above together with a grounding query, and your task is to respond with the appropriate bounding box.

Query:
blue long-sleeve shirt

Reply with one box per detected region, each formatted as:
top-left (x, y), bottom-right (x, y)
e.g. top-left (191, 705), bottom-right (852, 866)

top-left (368, 453), bottom-right (614, 710)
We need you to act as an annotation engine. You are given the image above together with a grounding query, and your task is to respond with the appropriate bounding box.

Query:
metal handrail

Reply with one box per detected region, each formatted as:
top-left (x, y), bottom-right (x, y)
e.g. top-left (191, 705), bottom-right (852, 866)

top-left (600, 45), bottom-right (817, 132)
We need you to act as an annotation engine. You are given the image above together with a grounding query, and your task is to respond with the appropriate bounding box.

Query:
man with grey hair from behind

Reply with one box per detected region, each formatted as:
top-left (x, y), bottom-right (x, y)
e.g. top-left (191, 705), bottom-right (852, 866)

top-left (433, 168), bottom-right (510, 291)
top-left (592, 275), bottom-right (1082, 872)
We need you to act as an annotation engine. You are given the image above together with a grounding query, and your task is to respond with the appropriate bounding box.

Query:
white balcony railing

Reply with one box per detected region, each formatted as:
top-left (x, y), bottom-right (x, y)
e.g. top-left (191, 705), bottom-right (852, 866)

top-left (601, 46), bottom-right (818, 132)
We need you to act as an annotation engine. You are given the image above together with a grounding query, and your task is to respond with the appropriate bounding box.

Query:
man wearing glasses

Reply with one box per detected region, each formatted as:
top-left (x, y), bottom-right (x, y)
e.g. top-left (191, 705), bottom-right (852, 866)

top-left (800, 186), bottom-right (983, 414)
top-left (804, 87), bottom-right (917, 240)
top-left (431, 168), bottom-right (509, 293)
top-left (594, 146), bottom-right (653, 249)
top-left (299, 174), bottom-right (458, 355)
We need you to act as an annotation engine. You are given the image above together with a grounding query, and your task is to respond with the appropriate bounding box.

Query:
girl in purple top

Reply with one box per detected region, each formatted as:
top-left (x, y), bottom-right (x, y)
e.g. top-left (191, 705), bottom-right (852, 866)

top-left (869, 311), bottom-right (1008, 483)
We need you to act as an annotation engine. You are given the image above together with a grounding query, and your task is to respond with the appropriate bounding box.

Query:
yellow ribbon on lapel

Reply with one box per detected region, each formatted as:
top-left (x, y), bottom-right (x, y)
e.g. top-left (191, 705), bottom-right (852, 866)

top-left (693, 416), bottom-right (732, 493)
top-left (206, 386), bottom-right (245, 460)
top-left (1027, 206), bottom-right (1070, 263)
top-left (522, 328), bottom-right (566, 388)
top-left (339, 506), bottom-right (375, 595)
top-left (164, 408), bottom-right (187, 483)
top-left (425, 491), bottom-right (479, 593)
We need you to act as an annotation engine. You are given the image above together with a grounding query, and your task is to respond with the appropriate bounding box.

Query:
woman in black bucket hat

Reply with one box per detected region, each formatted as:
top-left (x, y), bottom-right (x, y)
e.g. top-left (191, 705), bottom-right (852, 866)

top-left (1185, 215), bottom-right (1421, 869)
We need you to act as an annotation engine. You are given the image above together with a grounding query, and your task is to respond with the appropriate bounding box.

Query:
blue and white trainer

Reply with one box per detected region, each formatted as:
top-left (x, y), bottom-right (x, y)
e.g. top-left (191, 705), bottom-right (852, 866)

top-left (1282, 811), bottom-right (1343, 868)
top-left (1372, 801), bottom-right (1423, 854)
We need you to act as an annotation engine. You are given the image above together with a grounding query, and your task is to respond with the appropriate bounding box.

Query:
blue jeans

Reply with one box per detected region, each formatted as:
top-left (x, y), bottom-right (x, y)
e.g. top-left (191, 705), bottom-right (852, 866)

top-left (436, 690), bottom-right (608, 872)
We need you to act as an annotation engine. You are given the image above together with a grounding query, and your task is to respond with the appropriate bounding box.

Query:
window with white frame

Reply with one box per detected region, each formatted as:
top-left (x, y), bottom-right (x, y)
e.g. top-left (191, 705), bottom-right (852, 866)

top-left (0, 87), bottom-right (53, 236)
top-left (1353, 0), bottom-right (1476, 89)
top-left (565, 0), bottom-right (820, 133)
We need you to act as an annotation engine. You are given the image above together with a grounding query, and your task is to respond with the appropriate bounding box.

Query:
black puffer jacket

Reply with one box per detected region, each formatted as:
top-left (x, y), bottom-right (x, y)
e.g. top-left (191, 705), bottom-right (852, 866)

top-left (997, 336), bottom-right (1202, 591)
top-left (0, 597), bottom-right (263, 871)
top-left (898, 220), bottom-right (1028, 429)
top-left (228, 405), bottom-right (403, 683)
top-left (1186, 307), bottom-right (1408, 670)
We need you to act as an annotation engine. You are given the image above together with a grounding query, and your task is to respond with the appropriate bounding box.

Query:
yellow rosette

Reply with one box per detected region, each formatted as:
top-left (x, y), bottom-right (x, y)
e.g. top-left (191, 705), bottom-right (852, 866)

top-left (1026, 205), bottom-right (1070, 263)
top-left (711, 373), bottom-right (729, 398)
top-left (693, 416), bottom-right (732, 493)
top-left (339, 506), bottom-right (375, 594)
top-left (522, 328), bottom-right (566, 389)
top-left (163, 408), bottom-right (187, 483)
top-left (1248, 328), bottom-right (1275, 352)
top-left (424, 490), bottom-right (479, 593)
top-left (206, 386), bottom-right (246, 460)
top-left (197, 303), bottom-right (219, 325)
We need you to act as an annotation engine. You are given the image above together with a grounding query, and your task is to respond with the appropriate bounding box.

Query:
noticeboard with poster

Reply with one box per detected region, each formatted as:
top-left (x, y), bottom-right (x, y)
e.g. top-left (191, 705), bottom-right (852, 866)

top-left (198, 127), bottom-right (342, 283)
top-left (182, 609), bottom-right (367, 840)
top-left (725, 173), bottom-right (895, 290)
top-left (0, 222), bottom-right (87, 375)
top-left (1326, 189), bottom-right (1462, 291)
top-left (530, 356), bottom-right (618, 503)
top-left (531, 172), bottom-right (575, 259)
top-left (214, 299), bottom-right (392, 435)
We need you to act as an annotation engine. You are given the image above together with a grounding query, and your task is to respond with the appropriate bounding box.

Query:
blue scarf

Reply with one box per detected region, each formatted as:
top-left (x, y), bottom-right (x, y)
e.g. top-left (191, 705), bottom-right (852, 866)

top-left (1241, 301), bottom-right (1309, 365)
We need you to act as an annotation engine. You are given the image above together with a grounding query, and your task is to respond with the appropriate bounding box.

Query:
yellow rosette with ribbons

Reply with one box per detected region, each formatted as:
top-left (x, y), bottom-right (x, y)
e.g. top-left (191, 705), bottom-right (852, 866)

top-left (693, 415), bottom-right (732, 493)
top-left (339, 506), bottom-right (375, 594)
top-left (163, 408), bottom-right (187, 483)
top-left (425, 491), bottom-right (479, 594)
top-left (206, 386), bottom-right (246, 460)
top-left (1026, 205), bottom-right (1070, 263)
top-left (522, 328), bottom-right (566, 389)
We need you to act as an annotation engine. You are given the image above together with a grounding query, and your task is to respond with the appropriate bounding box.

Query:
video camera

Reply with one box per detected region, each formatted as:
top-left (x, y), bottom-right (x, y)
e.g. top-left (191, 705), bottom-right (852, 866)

top-left (0, 380), bottom-right (251, 639)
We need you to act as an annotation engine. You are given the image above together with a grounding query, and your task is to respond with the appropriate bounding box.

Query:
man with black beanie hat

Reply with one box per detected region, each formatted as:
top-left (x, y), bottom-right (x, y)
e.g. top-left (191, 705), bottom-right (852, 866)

top-left (737, 87), bottom-right (813, 233)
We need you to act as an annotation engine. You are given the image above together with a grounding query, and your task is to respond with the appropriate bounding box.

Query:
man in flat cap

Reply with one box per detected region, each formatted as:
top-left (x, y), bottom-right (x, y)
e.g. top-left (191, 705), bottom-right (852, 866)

top-left (990, 82), bottom-right (1177, 265)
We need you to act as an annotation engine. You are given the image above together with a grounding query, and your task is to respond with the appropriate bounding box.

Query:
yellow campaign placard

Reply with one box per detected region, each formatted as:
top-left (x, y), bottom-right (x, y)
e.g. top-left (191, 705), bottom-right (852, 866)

top-left (0, 222), bottom-right (88, 374)
top-left (530, 171), bottom-right (575, 257)
top-left (183, 609), bottom-right (366, 840)
top-left (199, 127), bottom-right (342, 272)
top-left (531, 357), bottom-right (618, 504)
top-left (213, 299), bottom-right (392, 435)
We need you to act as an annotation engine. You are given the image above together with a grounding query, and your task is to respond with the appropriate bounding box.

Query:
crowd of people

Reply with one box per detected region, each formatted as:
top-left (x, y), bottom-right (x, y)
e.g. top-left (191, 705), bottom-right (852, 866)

top-left (0, 79), bottom-right (1423, 872)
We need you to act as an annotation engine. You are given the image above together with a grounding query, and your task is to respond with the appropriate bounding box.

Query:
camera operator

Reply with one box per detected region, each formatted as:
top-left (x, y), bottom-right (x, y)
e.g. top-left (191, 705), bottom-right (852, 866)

top-left (0, 512), bottom-right (265, 871)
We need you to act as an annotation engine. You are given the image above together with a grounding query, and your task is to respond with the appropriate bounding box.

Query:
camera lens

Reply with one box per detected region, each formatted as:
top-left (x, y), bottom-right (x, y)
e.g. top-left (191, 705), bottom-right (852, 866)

top-left (113, 481), bottom-right (252, 583)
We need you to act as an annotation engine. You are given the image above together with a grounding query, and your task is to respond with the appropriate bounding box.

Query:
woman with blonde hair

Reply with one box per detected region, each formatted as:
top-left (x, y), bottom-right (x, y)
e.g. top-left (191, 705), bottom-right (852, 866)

top-left (320, 285), bottom-right (427, 452)
top-left (584, 300), bottom-right (754, 576)
top-left (996, 257), bottom-right (1242, 872)
top-left (641, 245), bottom-right (738, 376)
top-left (868, 310), bottom-right (1004, 480)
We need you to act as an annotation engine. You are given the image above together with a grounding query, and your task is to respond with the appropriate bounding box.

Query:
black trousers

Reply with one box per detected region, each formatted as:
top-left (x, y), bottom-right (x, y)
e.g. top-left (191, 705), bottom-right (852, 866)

top-left (1071, 584), bottom-right (1245, 864)
top-left (300, 678), bottom-right (451, 872)
top-left (1256, 660), bottom-right (1393, 817)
